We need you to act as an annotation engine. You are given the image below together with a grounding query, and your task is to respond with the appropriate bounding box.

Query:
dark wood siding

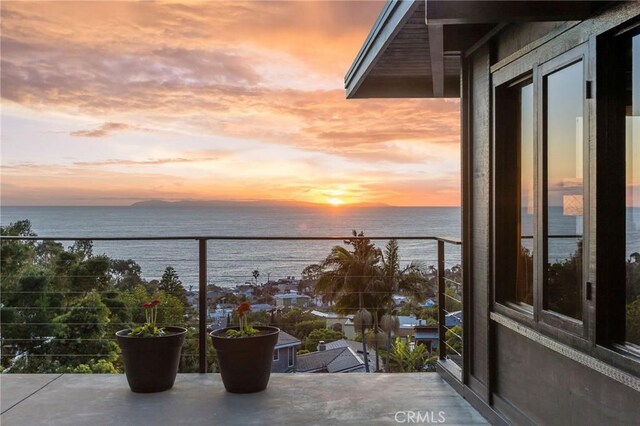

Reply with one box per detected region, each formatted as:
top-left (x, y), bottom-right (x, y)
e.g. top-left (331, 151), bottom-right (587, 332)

top-left (469, 45), bottom-right (492, 398)
top-left (495, 22), bottom-right (576, 63)
top-left (494, 324), bottom-right (640, 425)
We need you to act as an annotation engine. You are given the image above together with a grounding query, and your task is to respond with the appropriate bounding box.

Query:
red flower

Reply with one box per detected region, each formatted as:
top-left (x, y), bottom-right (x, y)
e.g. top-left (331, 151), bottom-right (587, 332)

top-left (236, 302), bottom-right (251, 317)
top-left (143, 300), bottom-right (161, 308)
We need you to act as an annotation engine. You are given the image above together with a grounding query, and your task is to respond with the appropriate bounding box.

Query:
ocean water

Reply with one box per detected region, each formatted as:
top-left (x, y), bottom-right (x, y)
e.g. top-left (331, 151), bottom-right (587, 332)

top-left (0, 206), bottom-right (462, 288)
top-left (3, 206), bottom-right (638, 289)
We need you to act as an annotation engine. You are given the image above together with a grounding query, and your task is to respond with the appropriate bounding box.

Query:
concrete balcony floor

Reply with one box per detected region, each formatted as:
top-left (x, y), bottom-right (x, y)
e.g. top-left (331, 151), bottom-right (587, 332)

top-left (1, 373), bottom-right (487, 425)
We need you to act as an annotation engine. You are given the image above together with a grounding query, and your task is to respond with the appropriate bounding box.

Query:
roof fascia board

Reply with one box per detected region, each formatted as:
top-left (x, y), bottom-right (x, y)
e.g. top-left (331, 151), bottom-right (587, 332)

top-left (274, 341), bottom-right (302, 349)
top-left (425, 1), bottom-right (597, 25)
top-left (345, 0), bottom-right (420, 99)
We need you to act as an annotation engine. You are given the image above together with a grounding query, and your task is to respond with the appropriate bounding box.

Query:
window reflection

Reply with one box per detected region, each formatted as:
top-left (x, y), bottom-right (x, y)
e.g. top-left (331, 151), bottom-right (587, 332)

top-left (544, 61), bottom-right (583, 320)
top-left (625, 35), bottom-right (640, 346)
top-left (518, 83), bottom-right (534, 305)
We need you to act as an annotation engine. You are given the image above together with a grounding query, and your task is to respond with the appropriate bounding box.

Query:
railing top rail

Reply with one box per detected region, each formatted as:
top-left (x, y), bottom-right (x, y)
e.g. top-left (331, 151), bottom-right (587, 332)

top-left (0, 235), bottom-right (463, 244)
top-left (521, 235), bottom-right (581, 239)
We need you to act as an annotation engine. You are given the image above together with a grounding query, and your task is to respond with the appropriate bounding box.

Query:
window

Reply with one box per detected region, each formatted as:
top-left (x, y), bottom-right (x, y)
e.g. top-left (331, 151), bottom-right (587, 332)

top-left (597, 27), bottom-right (640, 357)
top-left (273, 349), bottom-right (279, 361)
top-left (495, 44), bottom-right (589, 336)
top-left (493, 23), bottom-right (640, 372)
top-left (495, 76), bottom-right (535, 309)
top-left (519, 83), bottom-right (535, 306)
top-left (624, 33), bottom-right (640, 347)
top-left (542, 59), bottom-right (585, 323)
top-left (288, 347), bottom-right (294, 367)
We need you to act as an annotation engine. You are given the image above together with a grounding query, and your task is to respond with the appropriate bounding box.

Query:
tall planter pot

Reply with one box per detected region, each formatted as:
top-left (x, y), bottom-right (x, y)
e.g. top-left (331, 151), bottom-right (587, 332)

top-left (210, 326), bottom-right (279, 393)
top-left (116, 326), bottom-right (187, 393)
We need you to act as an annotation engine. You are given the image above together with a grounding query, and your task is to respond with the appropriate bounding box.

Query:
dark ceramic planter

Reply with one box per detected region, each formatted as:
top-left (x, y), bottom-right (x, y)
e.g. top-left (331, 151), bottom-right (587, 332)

top-left (116, 326), bottom-right (187, 393)
top-left (210, 326), bottom-right (279, 393)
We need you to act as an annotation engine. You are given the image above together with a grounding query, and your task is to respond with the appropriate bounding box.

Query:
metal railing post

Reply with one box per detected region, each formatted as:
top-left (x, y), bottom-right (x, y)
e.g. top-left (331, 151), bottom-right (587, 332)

top-left (437, 240), bottom-right (446, 360)
top-left (198, 239), bottom-right (207, 373)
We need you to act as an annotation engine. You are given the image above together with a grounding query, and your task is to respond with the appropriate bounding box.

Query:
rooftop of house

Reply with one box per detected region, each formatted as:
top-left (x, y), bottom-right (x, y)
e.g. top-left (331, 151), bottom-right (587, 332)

top-left (414, 327), bottom-right (439, 341)
top-left (397, 315), bottom-right (420, 328)
top-left (274, 293), bottom-right (310, 299)
top-left (250, 303), bottom-right (273, 311)
top-left (324, 339), bottom-right (375, 356)
top-left (296, 346), bottom-right (368, 373)
top-left (236, 283), bottom-right (256, 289)
top-left (422, 298), bottom-right (437, 307)
top-left (275, 331), bottom-right (302, 349)
top-left (445, 310), bottom-right (463, 327)
top-left (310, 310), bottom-right (352, 319)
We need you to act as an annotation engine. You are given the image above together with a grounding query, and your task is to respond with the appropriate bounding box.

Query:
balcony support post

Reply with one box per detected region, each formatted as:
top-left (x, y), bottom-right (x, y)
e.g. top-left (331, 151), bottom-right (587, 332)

top-left (438, 240), bottom-right (446, 360)
top-left (198, 238), bottom-right (207, 373)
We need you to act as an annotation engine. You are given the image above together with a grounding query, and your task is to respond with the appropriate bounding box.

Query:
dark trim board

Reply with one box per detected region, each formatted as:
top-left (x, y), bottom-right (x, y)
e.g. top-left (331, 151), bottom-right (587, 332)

top-left (461, 386), bottom-right (509, 426)
top-left (348, 75), bottom-right (460, 99)
top-left (437, 360), bottom-right (464, 394)
top-left (425, 1), bottom-right (600, 26)
top-left (437, 363), bottom-right (509, 426)
top-left (491, 393), bottom-right (536, 426)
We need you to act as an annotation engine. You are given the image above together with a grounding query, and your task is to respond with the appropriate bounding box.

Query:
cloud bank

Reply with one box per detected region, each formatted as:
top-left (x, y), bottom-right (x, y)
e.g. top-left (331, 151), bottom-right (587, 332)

top-left (1, 1), bottom-right (461, 206)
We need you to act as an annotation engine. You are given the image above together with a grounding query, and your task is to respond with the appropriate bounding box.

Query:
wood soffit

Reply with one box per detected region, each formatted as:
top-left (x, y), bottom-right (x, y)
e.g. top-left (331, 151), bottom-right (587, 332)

top-left (346, 1), bottom-right (605, 99)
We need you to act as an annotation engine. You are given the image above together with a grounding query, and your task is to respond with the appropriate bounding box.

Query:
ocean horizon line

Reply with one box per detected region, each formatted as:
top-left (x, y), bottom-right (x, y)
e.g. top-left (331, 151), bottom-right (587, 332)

top-left (0, 203), bottom-right (462, 209)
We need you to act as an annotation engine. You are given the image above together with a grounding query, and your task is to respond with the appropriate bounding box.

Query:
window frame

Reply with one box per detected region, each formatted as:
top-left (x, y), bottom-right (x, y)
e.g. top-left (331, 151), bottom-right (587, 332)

top-left (288, 347), bottom-right (294, 367)
top-left (537, 43), bottom-right (591, 339)
top-left (273, 348), bottom-right (279, 362)
top-left (491, 16), bottom-right (640, 379)
top-left (492, 42), bottom-right (593, 341)
top-left (493, 73), bottom-right (536, 316)
top-left (597, 22), bottom-right (640, 362)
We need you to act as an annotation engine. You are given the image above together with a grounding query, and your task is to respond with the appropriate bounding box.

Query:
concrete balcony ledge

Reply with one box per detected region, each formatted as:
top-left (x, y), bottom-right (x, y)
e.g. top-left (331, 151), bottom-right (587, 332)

top-left (1, 373), bottom-right (487, 425)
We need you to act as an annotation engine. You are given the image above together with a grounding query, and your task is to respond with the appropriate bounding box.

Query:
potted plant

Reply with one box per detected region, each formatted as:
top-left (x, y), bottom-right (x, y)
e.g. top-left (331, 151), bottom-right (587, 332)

top-left (116, 299), bottom-right (187, 393)
top-left (210, 302), bottom-right (279, 393)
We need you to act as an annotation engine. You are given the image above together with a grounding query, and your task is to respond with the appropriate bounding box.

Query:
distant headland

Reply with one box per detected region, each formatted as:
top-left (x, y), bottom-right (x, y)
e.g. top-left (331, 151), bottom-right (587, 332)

top-left (129, 199), bottom-right (392, 208)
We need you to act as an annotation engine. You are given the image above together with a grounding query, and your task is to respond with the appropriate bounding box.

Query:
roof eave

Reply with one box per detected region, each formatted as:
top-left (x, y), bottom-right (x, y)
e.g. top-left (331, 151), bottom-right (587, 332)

top-left (344, 0), bottom-right (420, 99)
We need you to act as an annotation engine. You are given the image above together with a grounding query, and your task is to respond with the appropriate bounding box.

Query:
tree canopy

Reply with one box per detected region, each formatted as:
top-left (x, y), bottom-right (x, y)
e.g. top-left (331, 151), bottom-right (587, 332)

top-left (0, 220), bottom-right (191, 374)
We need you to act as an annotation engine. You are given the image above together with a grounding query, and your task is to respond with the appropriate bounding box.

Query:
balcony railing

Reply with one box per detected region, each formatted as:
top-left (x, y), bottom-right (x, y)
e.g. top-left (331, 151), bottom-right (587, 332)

top-left (0, 235), bottom-right (462, 379)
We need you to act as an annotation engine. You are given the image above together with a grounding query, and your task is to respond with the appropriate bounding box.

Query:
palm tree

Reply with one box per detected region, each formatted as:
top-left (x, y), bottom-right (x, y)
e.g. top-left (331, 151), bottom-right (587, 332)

top-left (315, 231), bottom-right (380, 313)
top-left (373, 240), bottom-right (429, 314)
top-left (368, 239), bottom-right (428, 371)
top-left (315, 231), bottom-right (380, 372)
top-left (314, 235), bottom-right (429, 372)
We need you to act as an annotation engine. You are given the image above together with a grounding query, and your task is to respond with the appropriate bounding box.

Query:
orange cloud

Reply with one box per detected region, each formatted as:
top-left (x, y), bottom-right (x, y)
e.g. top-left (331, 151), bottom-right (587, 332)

top-left (0, 1), bottom-right (461, 206)
top-left (70, 122), bottom-right (145, 138)
top-left (74, 157), bottom-right (219, 167)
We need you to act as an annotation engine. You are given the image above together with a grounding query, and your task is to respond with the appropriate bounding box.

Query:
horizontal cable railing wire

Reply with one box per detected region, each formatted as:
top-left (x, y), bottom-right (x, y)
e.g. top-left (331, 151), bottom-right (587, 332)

top-left (443, 342), bottom-right (462, 358)
top-left (1, 234), bottom-right (462, 374)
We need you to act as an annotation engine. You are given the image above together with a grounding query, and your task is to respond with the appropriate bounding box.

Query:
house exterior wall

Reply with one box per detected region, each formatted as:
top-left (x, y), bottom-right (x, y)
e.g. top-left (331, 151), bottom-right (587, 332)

top-left (343, 323), bottom-right (356, 340)
top-left (468, 44), bottom-right (492, 402)
top-left (462, 3), bottom-right (640, 423)
top-left (275, 296), bottom-right (310, 308)
top-left (272, 345), bottom-right (298, 372)
top-left (325, 318), bottom-right (345, 330)
top-left (494, 325), bottom-right (639, 424)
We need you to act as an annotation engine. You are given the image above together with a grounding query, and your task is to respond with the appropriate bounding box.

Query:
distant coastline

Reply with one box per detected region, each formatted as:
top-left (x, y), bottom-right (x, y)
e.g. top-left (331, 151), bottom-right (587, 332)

top-left (0, 198), bottom-right (465, 209)
top-left (129, 199), bottom-right (392, 208)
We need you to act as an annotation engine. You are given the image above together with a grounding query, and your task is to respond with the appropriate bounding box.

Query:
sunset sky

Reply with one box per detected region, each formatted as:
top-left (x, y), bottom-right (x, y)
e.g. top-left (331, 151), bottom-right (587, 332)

top-left (0, 1), bottom-right (461, 207)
